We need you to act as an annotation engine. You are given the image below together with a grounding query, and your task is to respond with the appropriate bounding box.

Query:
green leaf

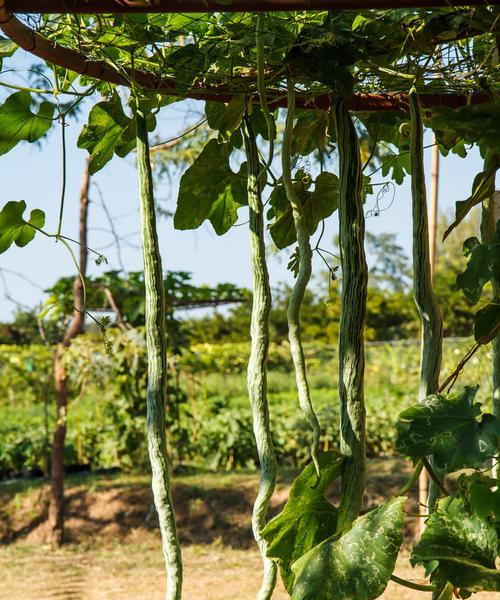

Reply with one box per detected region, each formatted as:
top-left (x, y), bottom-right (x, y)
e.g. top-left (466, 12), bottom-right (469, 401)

top-left (261, 451), bottom-right (343, 592)
top-left (456, 223), bottom-right (499, 305)
top-left (77, 92), bottom-right (133, 174)
top-left (0, 92), bottom-right (54, 156)
top-left (380, 151), bottom-right (411, 185)
top-left (474, 296), bottom-right (500, 344)
top-left (292, 110), bottom-right (329, 156)
top-left (0, 201), bottom-right (45, 254)
top-left (437, 582), bottom-right (454, 600)
top-left (443, 156), bottom-right (499, 240)
top-left (411, 496), bottom-right (499, 594)
top-left (428, 103), bottom-right (500, 157)
top-left (269, 172), bottom-right (339, 249)
top-left (174, 139), bottom-right (247, 235)
top-left (210, 95), bottom-right (246, 139)
top-left (458, 473), bottom-right (500, 523)
top-left (0, 36), bottom-right (18, 69)
top-left (290, 497), bottom-right (406, 600)
top-left (396, 386), bottom-right (500, 473)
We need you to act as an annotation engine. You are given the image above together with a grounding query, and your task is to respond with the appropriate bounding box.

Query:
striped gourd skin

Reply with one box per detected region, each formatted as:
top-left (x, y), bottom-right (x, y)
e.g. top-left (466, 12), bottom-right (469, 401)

top-left (409, 89), bottom-right (444, 513)
top-left (283, 78), bottom-right (321, 476)
top-left (136, 106), bottom-right (183, 600)
top-left (243, 114), bottom-right (278, 600)
top-left (333, 98), bottom-right (368, 533)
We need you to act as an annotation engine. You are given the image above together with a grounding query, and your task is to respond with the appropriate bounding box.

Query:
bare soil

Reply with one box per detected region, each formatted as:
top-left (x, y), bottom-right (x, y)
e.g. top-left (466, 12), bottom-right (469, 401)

top-left (0, 459), bottom-right (496, 599)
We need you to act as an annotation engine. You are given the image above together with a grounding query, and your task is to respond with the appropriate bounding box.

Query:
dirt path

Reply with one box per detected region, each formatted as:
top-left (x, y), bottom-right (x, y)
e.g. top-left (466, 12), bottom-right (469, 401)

top-left (0, 543), bottom-right (496, 600)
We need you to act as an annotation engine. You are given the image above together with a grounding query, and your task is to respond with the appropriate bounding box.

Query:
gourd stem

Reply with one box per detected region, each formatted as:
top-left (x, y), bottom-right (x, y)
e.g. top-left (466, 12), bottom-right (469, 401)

top-left (135, 102), bottom-right (183, 600)
top-left (283, 76), bottom-right (321, 477)
top-left (333, 98), bottom-right (368, 533)
top-left (422, 457), bottom-right (448, 497)
top-left (395, 460), bottom-right (423, 497)
top-left (391, 574), bottom-right (437, 592)
top-left (256, 13), bottom-right (276, 173)
top-left (409, 88), bottom-right (444, 513)
top-left (243, 113), bottom-right (278, 600)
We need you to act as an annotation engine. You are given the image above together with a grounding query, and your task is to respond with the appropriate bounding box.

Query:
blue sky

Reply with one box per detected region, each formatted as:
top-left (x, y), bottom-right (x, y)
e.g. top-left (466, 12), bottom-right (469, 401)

top-left (0, 51), bottom-right (488, 321)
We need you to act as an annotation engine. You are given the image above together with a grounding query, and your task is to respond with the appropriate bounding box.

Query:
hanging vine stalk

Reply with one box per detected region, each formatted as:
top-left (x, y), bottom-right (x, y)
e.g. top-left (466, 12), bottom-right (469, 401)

top-left (333, 97), bottom-right (368, 533)
top-left (135, 101), bottom-right (183, 600)
top-left (480, 152), bottom-right (499, 480)
top-left (256, 13), bottom-right (276, 171)
top-left (409, 88), bottom-right (444, 512)
top-left (282, 77), bottom-right (321, 476)
top-left (242, 113), bottom-right (278, 600)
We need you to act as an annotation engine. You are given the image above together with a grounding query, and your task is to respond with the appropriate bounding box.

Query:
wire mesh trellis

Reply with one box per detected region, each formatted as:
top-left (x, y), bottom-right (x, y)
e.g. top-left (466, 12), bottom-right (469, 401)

top-left (1, 5), bottom-right (499, 110)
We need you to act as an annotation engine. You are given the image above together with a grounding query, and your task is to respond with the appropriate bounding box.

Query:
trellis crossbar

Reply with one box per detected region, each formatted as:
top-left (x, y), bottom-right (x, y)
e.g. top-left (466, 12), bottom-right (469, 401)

top-left (5, 0), bottom-right (500, 14)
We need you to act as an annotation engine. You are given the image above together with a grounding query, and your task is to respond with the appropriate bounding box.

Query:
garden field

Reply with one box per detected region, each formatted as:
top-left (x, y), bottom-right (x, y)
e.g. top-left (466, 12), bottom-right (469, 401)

top-left (0, 337), bottom-right (493, 477)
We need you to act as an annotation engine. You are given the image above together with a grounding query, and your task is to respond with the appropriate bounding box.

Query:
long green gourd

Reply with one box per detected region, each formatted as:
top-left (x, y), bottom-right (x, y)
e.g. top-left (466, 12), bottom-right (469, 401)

top-left (242, 113), bottom-right (278, 600)
top-left (480, 156), bottom-right (499, 480)
top-left (408, 88), bottom-right (444, 512)
top-left (283, 77), bottom-right (321, 476)
top-left (135, 103), bottom-right (183, 600)
top-left (333, 98), bottom-right (368, 533)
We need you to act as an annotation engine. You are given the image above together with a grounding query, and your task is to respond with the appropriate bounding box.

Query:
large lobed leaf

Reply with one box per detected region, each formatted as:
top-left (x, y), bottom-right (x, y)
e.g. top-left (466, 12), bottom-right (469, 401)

top-left (0, 201), bottom-right (45, 254)
top-left (268, 172), bottom-right (339, 249)
top-left (290, 497), bottom-right (406, 600)
top-left (174, 139), bottom-right (247, 235)
top-left (395, 386), bottom-right (499, 473)
top-left (261, 451), bottom-right (343, 592)
top-left (77, 92), bottom-right (134, 175)
top-left (456, 222), bottom-right (500, 305)
top-left (0, 92), bottom-right (54, 156)
top-left (411, 495), bottom-right (499, 595)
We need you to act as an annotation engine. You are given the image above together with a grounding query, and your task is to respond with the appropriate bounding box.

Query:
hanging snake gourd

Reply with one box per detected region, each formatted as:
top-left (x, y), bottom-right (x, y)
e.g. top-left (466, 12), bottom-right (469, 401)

top-left (135, 104), bottom-right (183, 600)
top-left (283, 77), bottom-right (321, 476)
top-left (333, 97), bottom-right (368, 533)
top-left (243, 114), bottom-right (278, 600)
top-left (409, 88), bottom-right (444, 512)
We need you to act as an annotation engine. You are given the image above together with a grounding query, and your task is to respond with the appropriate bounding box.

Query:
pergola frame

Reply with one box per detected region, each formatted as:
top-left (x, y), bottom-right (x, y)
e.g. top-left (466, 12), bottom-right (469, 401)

top-left (0, 1), bottom-right (498, 111)
top-left (5, 0), bottom-right (500, 14)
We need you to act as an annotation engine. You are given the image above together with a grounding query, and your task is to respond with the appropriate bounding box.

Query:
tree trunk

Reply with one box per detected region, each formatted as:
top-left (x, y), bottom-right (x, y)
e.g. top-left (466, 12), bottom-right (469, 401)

top-left (48, 159), bottom-right (90, 545)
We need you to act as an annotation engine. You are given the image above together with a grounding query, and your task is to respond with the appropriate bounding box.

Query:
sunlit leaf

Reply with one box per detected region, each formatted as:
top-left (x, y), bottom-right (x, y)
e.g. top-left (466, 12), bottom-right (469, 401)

top-left (0, 92), bottom-right (54, 156)
top-left (174, 139), bottom-right (247, 235)
top-left (261, 451), bottom-right (343, 592)
top-left (396, 386), bottom-right (500, 473)
top-left (77, 92), bottom-right (133, 174)
top-left (290, 497), bottom-right (406, 600)
top-left (0, 201), bottom-right (45, 254)
top-left (411, 496), bottom-right (499, 594)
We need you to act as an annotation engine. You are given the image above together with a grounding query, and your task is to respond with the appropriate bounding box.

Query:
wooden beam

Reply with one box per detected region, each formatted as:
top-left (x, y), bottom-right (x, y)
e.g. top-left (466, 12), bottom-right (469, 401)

top-left (0, 8), bottom-right (493, 111)
top-left (5, 0), bottom-right (500, 14)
